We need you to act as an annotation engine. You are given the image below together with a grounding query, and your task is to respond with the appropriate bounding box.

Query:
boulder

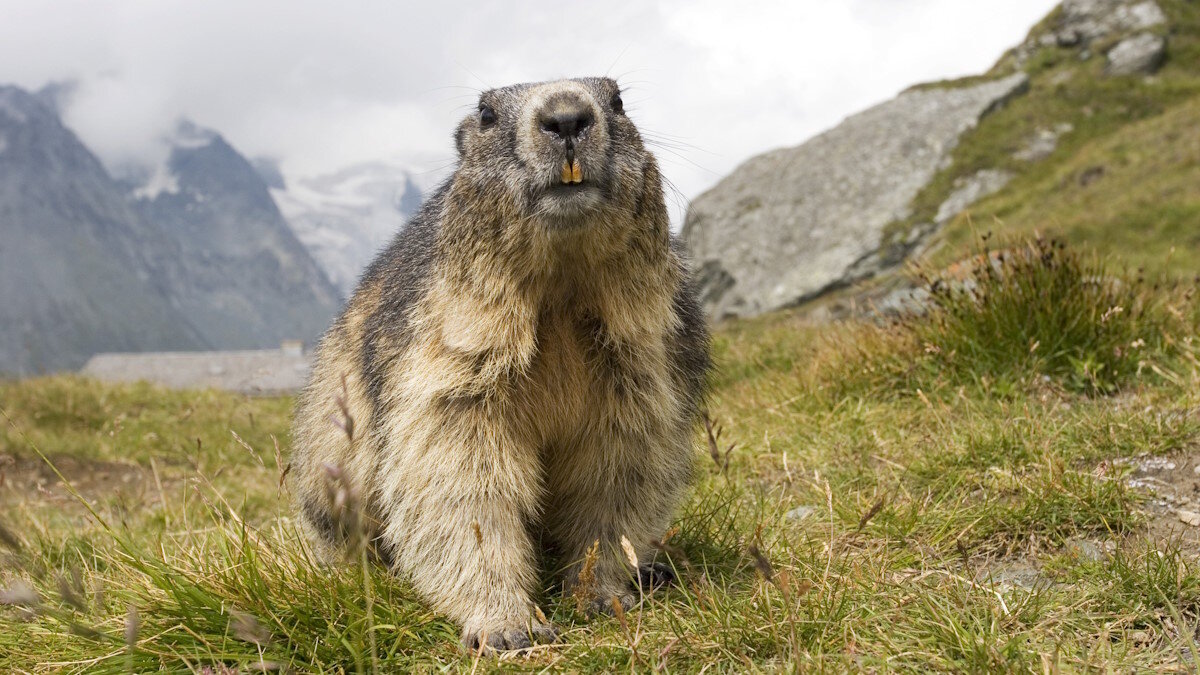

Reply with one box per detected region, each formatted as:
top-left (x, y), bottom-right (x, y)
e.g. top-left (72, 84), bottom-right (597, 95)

top-left (1014, 0), bottom-right (1165, 66)
top-left (1105, 32), bottom-right (1167, 75)
top-left (682, 73), bottom-right (1028, 320)
top-left (1053, 0), bottom-right (1165, 46)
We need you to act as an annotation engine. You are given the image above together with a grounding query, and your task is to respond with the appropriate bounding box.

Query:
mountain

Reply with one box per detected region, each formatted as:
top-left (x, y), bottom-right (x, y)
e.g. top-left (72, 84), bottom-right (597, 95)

top-left (0, 85), bottom-right (205, 375)
top-left (0, 89), bottom-right (344, 375)
top-left (123, 121), bottom-right (342, 349)
top-left (272, 162), bottom-right (426, 296)
top-left (684, 0), bottom-right (1198, 320)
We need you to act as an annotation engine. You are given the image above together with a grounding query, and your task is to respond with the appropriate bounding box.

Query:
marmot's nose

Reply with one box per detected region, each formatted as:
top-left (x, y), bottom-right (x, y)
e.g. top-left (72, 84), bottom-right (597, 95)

top-left (538, 100), bottom-right (594, 142)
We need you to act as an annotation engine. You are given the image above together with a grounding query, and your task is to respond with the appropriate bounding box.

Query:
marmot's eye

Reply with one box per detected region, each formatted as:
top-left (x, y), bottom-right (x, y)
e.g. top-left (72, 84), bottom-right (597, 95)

top-left (479, 105), bottom-right (496, 128)
top-left (611, 93), bottom-right (624, 114)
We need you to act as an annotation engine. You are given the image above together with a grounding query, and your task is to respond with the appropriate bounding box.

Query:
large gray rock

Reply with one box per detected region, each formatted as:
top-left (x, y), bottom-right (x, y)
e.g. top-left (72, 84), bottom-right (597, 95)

top-left (1105, 32), bottom-right (1167, 75)
top-left (682, 73), bottom-right (1028, 319)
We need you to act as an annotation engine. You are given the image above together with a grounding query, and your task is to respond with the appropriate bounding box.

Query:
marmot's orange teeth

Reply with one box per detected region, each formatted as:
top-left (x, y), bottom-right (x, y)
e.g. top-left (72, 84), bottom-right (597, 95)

top-left (560, 161), bottom-right (584, 184)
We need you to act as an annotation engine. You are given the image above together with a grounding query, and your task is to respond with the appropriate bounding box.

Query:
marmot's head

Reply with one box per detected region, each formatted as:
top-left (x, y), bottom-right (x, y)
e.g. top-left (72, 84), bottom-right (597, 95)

top-left (453, 77), bottom-right (652, 226)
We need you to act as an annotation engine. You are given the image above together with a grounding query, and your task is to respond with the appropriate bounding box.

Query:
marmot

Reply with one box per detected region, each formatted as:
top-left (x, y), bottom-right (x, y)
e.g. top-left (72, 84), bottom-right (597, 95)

top-left (290, 76), bottom-right (710, 652)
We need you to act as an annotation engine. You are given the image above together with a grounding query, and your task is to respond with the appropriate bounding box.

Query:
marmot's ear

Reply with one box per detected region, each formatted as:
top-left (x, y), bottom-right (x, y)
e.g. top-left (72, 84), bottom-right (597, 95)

top-left (454, 124), bottom-right (467, 158)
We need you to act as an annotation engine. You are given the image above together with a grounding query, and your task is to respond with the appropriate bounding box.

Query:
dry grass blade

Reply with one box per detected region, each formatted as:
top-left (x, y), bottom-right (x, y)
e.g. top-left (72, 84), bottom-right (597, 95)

top-left (572, 540), bottom-right (601, 612)
top-left (857, 498), bottom-right (886, 532)
top-left (124, 605), bottom-right (139, 648)
top-left (56, 570), bottom-right (87, 612)
top-left (610, 595), bottom-right (630, 634)
top-left (272, 434), bottom-right (291, 489)
top-left (320, 461), bottom-right (363, 548)
top-left (230, 429), bottom-right (265, 468)
top-left (0, 518), bottom-right (23, 552)
top-left (703, 413), bottom-right (736, 473)
top-left (620, 535), bottom-right (639, 569)
top-left (328, 372), bottom-right (356, 442)
top-left (748, 544), bottom-right (774, 583)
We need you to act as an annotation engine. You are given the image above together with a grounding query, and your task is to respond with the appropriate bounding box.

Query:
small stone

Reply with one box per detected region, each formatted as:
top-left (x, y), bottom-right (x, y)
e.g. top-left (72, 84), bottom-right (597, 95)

top-left (1137, 456), bottom-right (1176, 472)
top-left (1014, 124), bottom-right (1073, 163)
top-left (934, 169), bottom-right (1014, 225)
top-left (1065, 538), bottom-right (1113, 562)
top-left (1178, 510), bottom-right (1200, 527)
top-left (1192, 463), bottom-right (1200, 476)
top-left (786, 506), bottom-right (816, 522)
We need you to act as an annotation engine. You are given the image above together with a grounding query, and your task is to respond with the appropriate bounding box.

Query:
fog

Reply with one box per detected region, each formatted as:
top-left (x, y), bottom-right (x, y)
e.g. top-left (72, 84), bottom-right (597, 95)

top-left (0, 0), bottom-right (1058, 218)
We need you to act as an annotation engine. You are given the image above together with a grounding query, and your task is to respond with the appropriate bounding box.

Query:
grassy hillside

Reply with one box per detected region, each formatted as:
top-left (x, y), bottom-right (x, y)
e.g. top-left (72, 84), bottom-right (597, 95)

top-left (888, 0), bottom-right (1200, 279)
top-left (2, 238), bottom-right (1199, 672)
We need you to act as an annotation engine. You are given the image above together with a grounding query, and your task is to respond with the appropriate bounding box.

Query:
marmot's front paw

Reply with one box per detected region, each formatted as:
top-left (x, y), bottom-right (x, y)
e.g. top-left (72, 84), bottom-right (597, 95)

top-left (461, 619), bottom-right (558, 653)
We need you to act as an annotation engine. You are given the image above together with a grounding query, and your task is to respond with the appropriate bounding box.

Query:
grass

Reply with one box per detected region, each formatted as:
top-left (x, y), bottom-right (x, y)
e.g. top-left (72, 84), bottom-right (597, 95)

top-left (3, 237), bottom-right (1200, 672)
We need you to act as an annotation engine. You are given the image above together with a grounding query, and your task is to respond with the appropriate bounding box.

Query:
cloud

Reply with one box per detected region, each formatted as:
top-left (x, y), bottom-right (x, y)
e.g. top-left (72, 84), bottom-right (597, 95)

top-left (0, 0), bottom-right (1058, 218)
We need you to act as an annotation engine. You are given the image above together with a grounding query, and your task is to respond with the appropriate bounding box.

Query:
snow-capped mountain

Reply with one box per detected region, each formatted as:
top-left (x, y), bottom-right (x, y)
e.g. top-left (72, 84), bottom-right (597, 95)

top-left (121, 120), bottom-right (343, 349)
top-left (272, 162), bottom-right (431, 296)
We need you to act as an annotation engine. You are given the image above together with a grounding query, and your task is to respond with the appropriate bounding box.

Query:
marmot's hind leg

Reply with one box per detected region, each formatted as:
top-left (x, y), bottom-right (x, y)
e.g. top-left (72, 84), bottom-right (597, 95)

top-left (296, 496), bottom-right (346, 566)
top-left (543, 427), bottom-right (691, 611)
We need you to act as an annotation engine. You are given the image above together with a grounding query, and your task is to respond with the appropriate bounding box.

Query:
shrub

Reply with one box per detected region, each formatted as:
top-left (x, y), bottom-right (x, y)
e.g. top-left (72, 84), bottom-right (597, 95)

top-left (826, 235), bottom-right (1197, 397)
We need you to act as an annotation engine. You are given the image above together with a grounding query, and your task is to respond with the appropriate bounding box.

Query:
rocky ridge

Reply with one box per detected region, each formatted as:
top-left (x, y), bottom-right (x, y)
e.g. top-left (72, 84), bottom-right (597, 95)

top-left (0, 87), bottom-right (343, 374)
top-left (683, 0), bottom-right (1174, 321)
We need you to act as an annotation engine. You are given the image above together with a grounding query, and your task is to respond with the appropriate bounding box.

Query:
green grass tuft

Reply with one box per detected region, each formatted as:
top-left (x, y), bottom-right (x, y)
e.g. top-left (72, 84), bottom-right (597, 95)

top-left (830, 236), bottom-right (1198, 399)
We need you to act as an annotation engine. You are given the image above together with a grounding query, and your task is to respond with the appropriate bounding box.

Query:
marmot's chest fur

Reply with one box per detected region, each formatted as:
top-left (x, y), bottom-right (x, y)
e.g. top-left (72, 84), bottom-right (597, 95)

top-left (524, 299), bottom-right (677, 452)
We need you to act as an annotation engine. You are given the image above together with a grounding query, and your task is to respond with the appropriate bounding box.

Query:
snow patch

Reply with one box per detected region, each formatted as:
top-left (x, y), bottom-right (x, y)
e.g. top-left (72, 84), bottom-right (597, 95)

top-left (170, 120), bottom-right (217, 149)
top-left (274, 162), bottom-right (438, 295)
top-left (132, 162), bottom-right (180, 200)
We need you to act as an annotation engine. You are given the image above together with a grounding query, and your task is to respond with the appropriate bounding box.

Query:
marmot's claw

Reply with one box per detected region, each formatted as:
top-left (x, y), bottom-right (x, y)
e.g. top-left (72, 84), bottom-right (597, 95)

top-left (461, 621), bottom-right (558, 654)
top-left (638, 561), bottom-right (676, 590)
top-left (589, 590), bottom-right (636, 616)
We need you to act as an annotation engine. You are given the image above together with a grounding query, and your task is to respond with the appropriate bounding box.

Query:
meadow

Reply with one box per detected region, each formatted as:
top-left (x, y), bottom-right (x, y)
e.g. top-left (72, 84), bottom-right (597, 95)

top-left (2, 237), bottom-right (1199, 672)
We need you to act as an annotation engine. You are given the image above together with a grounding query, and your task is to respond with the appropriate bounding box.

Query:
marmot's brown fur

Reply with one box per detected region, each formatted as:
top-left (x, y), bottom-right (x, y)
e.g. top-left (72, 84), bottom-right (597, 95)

top-left (290, 76), bottom-right (710, 652)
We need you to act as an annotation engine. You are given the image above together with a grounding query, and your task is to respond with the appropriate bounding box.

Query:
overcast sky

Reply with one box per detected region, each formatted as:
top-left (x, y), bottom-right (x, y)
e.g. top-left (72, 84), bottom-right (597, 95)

top-left (1, 0), bottom-right (1058, 219)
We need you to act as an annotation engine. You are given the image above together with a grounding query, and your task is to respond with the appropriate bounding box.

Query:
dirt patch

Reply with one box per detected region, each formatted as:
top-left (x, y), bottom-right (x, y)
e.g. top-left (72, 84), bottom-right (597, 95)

top-left (1121, 449), bottom-right (1200, 549)
top-left (0, 452), bottom-right (159, 510)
